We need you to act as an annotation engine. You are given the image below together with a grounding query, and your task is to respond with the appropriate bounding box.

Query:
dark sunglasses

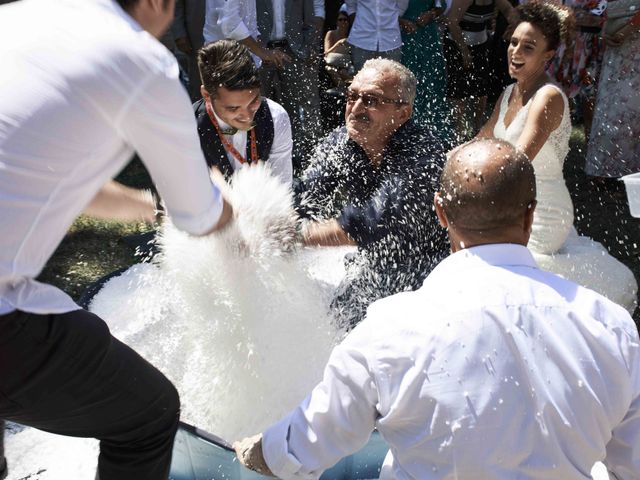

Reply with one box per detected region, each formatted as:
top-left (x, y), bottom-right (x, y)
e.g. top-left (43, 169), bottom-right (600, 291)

top-left (346, 90), bottom-right (407, 109)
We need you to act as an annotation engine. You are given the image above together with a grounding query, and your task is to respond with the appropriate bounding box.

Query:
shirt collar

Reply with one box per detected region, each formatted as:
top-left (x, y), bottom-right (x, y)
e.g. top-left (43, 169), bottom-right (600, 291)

top-left (212, 108), bottom-right (236, 135)
top-left (433, 243), bottom-right (539, 276)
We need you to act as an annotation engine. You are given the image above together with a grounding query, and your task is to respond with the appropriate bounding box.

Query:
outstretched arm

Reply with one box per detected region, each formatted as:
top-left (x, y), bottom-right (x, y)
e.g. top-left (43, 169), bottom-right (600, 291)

top-left (84, 180), bottom-right (156, 223)
top-left (235, 334), bottom-right (379, 478)
top-left (475, 91), bottom-right (505, 139)
top-left (515, 86), bottom-right (565, 161)
top-left (302, 219), bottom-right (357, 247)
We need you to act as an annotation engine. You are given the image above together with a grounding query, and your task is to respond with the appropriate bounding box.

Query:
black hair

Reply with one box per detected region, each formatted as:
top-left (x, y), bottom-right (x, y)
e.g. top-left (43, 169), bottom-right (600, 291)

top-left (515, 1), bottom-right (575, 51)
top-left (197, 40), bottom-right (262, 97)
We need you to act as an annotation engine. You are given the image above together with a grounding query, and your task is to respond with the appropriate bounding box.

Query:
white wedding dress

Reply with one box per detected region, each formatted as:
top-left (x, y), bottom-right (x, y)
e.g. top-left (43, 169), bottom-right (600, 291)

top-left (494, 83), bottom-right (637, 313)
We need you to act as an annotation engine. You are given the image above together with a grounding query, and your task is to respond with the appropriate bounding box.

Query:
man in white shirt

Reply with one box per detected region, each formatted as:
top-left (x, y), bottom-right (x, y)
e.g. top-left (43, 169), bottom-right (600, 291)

top-left (194, 40), bottom-right (293, 185)
top-left (256, 0), bottom-right (325, 166)
top-left (346, 0), bottom-right (409, 71)
top-left (203, 0), bottom-right (290, 68)
top-left (0, 0), bottom-right (232, 478)
top-left (234, 139), bottom-right (640, 479)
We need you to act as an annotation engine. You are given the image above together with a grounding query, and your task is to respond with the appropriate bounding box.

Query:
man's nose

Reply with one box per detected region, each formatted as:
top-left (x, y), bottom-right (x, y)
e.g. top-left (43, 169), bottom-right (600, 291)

top-left (350, 97), bottom-right (367, 114)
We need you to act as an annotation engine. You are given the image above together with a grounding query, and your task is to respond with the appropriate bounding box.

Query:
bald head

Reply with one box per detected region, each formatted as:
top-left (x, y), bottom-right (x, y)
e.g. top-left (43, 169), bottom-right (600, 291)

top-left (438, 139), bottom-right (536, 237)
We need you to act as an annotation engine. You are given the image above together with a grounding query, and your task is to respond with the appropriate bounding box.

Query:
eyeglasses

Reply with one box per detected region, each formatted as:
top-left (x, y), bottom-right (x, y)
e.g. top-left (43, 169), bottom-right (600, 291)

top-left (346, 90), bottom-right (407, 109)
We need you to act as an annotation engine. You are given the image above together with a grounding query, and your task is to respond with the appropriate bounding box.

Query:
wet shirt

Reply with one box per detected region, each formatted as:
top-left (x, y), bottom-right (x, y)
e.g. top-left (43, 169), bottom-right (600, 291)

top-left (262, 244), bottom-right (640, 479)
top-left (296, 121), bottom-right (448, 323)
top-left (0, 0), bottom-right (222, 315)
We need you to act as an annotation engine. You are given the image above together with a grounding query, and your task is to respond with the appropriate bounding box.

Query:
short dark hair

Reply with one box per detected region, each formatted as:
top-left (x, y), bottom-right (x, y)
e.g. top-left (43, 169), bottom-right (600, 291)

top-left (439, 139), bottom-right (536, 231)
top-left (197, 40), bottom-right (261, 97)
top-left (515, 1), bottom-right (575, 51)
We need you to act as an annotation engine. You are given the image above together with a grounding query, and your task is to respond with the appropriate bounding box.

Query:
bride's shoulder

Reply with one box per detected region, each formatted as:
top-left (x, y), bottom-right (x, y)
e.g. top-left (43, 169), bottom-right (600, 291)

top-left (528, 84), bottom-right (566, 122)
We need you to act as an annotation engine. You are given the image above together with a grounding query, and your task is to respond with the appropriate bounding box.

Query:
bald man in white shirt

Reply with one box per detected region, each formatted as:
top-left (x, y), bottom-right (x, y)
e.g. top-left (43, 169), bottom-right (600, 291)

top-left (235, 139), bottom-right (640, 479)
top-left (0, 0), bottom-right (232, 478)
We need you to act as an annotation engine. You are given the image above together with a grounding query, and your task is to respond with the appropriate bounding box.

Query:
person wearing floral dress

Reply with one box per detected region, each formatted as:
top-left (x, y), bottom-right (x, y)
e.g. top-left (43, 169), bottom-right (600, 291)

top-left (548, 0), bottom-right (606, 142)
top-left (585, 4), bottom-right (640, 177)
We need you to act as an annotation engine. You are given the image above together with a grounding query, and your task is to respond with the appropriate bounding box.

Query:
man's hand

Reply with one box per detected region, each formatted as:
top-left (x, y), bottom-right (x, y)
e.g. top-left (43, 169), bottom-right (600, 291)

top-left (233, 434), bottom-right (275, 477)
top-left (416, 10), bottom-right (435, 26)
top-left (399, 18), bottom-right (417, 34)
top-left (263, 48), bottom-right (291, 68)
top-left (175, 36), bottom-right (193, 54)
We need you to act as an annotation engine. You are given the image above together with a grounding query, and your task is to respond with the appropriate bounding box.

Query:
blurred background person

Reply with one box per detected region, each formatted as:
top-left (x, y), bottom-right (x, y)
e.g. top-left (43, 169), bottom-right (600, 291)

top-left (400, 0), bottom-right (453, 142)
top-left (171, 0), bottom-right (206, 101)
top-left (444, 0), bottom-right (516, 140)
top-left (324, 7), bottom-right (355, 93)
top-left (585, 1), bottom-right (640, 180)
top-left (548, 0), bottom-right (606, 143)
top-left (345, 0), bottom-right (408, 71)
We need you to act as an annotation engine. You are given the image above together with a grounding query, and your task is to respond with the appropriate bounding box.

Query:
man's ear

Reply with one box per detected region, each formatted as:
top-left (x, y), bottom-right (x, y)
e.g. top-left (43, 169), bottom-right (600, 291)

top-left (399, 103), bottom-right (412, 124)
top-left (434, 192), bottom-right (449, 229)
top-left (524, 199), bottom-right (536, 233)
top-left (201, 85), bottom-right (210, 102)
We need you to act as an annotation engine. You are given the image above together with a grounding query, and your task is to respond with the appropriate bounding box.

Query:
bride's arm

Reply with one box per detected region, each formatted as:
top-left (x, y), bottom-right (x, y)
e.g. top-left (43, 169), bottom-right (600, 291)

top-left (475, 92), bottom-right (505, 139)
top-left (516, 86), bottom-right (565, 161)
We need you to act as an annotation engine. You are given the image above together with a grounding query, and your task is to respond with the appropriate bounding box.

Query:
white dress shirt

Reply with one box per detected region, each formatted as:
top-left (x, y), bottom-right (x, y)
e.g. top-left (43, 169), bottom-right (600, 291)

top-left (345, 0), bottom-right (409, 52)
top-left (268, 0), bottom-right (325, 41)
top-left (204, 0), bottom-right (259, 45)
top-left (211, 98), bottom-right (293, 185)
top-left (262, 244), bottom-right (640, 479)
top-left (0, 0), bottom-right (223, 315)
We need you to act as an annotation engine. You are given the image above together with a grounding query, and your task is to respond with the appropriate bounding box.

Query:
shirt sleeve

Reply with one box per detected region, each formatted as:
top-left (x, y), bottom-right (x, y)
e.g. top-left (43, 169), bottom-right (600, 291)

top-left (345, 0), bottom-right (357, 16)
top-left (117, 62), bottom-right (223, 236)
top-left (261, 334), bottom-right (379, 479)
top-left (397, 0), bottom-right (410, 15)
top-left (218, 0), bottom-right (251, 40)
top-left (313, 0), bottom-right (325, 18)
top-left (266, 101), bottom-right (293, 186)
top-left (603, 327), bottom-right (640, 479)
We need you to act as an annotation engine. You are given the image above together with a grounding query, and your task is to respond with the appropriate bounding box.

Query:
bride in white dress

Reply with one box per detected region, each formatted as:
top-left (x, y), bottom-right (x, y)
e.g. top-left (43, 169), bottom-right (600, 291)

top-left (475, 1), bottom-right (637, 312)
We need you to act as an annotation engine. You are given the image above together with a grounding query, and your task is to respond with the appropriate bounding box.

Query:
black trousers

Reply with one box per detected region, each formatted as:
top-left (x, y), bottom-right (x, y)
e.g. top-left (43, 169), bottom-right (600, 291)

top-left (0, 309), bottom-right (180, 479)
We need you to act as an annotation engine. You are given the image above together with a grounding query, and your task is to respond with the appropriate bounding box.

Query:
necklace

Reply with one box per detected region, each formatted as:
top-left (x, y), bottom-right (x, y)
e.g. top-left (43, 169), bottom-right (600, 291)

top-left (205, 100), bottom-right (258, 165)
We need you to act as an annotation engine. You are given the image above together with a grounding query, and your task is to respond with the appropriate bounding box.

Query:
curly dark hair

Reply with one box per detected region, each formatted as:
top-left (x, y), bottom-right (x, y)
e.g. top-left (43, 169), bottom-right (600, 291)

top-left (515, 1), bottom-right (576, 51)
top-left (197, 40), bottom-right (262, 97)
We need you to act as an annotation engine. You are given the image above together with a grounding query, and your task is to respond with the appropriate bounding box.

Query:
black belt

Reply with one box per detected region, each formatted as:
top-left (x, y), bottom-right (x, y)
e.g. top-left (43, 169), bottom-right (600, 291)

top-left (267, 39), bottom-right (289, 48)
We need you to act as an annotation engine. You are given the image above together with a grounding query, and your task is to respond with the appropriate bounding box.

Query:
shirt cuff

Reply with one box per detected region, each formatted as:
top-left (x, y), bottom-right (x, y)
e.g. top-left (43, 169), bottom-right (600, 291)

top-left (262, 413), bottom-right (310, 479)
top-left (168, 185), bottom-right (223, 236)
top-left (222, 21), bottom-right (251, 41)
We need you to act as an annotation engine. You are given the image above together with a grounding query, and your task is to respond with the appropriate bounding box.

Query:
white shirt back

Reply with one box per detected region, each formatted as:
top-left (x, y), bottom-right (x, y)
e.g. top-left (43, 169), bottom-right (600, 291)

top-left (262, 244), bottom-right (640, 479)
top-left (0, 0), bottom-right (222, 315)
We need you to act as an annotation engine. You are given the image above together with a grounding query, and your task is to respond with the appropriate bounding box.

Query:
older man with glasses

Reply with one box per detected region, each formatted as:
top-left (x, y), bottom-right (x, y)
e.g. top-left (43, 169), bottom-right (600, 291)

top-left (293, 58), bottom-right (449, 328)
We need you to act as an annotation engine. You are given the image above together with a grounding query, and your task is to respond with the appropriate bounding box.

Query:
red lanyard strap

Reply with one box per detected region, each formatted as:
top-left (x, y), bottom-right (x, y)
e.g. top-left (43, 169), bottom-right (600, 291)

top-left (205, 100), bottom-right (258, 165)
